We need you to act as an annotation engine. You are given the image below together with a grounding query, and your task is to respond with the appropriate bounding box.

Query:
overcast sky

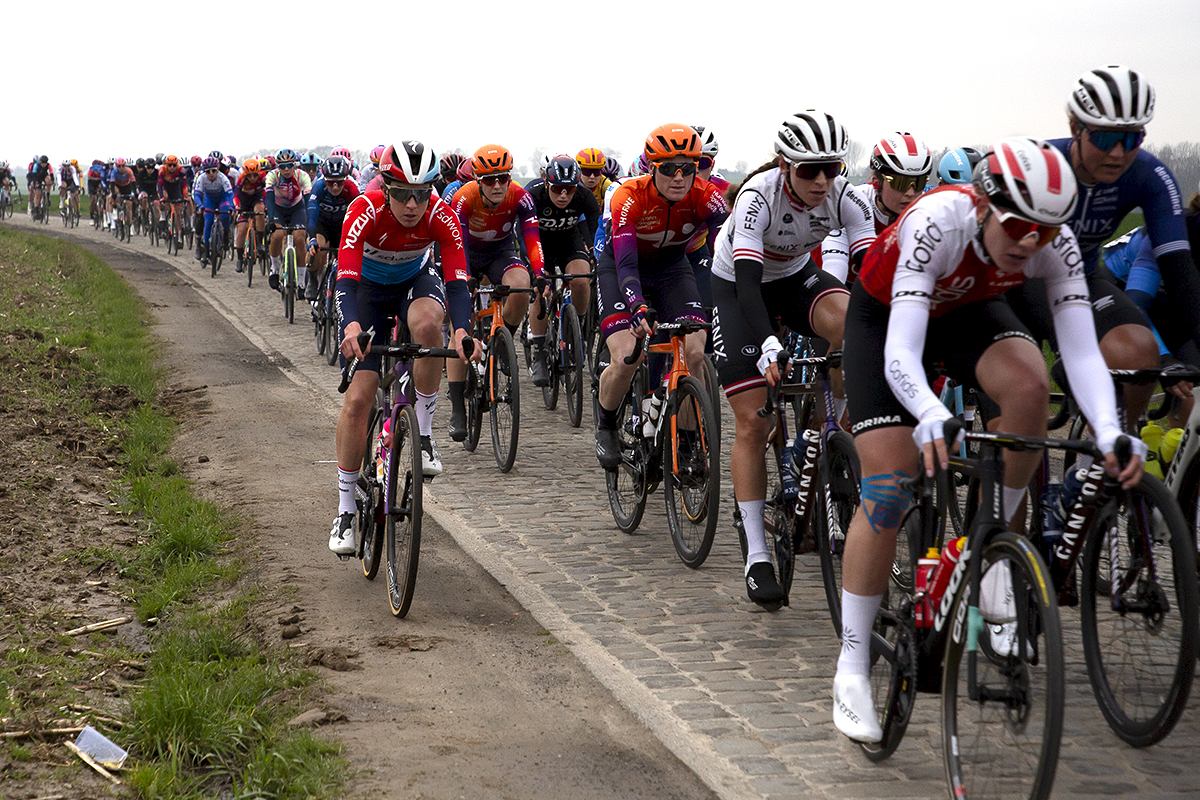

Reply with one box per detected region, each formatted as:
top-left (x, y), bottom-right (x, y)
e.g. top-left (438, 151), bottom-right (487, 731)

top-left (9, 0), bottom-right (1198, 174)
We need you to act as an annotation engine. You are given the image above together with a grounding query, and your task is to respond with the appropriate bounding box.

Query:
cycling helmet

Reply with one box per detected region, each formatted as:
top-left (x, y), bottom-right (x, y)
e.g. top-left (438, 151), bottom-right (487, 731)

top-left (603, 156), bottom-right (621, 181)
top-left (576, 147), bottom-right (605, 170)
top-left (775, 110), bottom-right (848, 162)
top-left (241, 158), bottom-right (260, 175)
top-left (439, 153), bottom-right (466, 179)
top-left (91, 159), bottom-right (102, 166)
top-left (134, 158), bottom-right (145, 168)
top-left (164, 155), bottom-right (180, 168)
top-left (265, 155), bottom-right (277, 169)
top-left (1067, 64), bottom-right (1155, 128)
top-left (369, 145), bottom-right (386, 166)
top-left (190, 155), bottom-right (203, 167)
top-left (692, 125), bottom-right (719, 158)
top-left (644, 124), bottom-right (700, 162)
top-left (201, 156), bottom-right (220, 171)
top-left (870, 133), bottom-right (932, 176)
top-left (472, 144), bottom-right (514, 176)
top-left (937, 147), bottom-right (983, 185)
top-left (546, 155), bottom-right (581, 187)
top-left (321, 155), bottom-right (351, 180)
top-left (115, 157), bottom-right (127, 167)
top-left (541, 153), bottom-right (555, 173)
top-left (223, 155), bottom-right (234, 168)
top-left (379, 141), bottom-right (439, 185)
top-left (39, 155), bottom-right (50, 164)
top-left (456, 159), bottom-right (474, 183)
top-left (155, 152), bottom-right (165, 164)
top-left (275, 148), bottom-right (297, 165)
top-left (62, 159), bottom-right (71, 167)
top-left (629, 153), bottom-right (650, 177)
top-left (973, 138), bottom-right (1078, 226)
top-left (300, 152), bottom-right (321, 167)
top-left (330, 147), bottom-right (352, 161)
top-left (106, 156), bottom-right (116, 165)
top-left (208, 150), bottom-right (224, 162)
top-left (71, 159), bottom-right (80, 167)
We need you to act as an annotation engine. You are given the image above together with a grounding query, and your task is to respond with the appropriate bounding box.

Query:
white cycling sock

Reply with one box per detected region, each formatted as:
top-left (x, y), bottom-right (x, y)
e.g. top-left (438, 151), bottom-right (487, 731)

top-left (1003, 485), bottom-right (1027, 524)
top-left (415, 391), bottom-right (437, 437)
top-left (837, 591), bottom-right (883, 677)
top-left (338, 468), bottom-right (359, 515)
top-left (738, 499), bottom-right (770, 575)
top-left (833, 397), bottom-right (848, 426)
top-left (299, 267), bottom-right (308, 287)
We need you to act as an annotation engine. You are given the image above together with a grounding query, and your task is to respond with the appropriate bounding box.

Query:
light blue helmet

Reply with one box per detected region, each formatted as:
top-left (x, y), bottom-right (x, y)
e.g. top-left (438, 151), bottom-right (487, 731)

top-left (937, 147), bottom-right (982, 185)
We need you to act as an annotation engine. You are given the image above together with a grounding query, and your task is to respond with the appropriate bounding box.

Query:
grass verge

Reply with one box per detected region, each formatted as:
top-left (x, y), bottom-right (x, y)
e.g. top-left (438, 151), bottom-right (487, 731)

top-left (0, 227), bottom-right (345, 798)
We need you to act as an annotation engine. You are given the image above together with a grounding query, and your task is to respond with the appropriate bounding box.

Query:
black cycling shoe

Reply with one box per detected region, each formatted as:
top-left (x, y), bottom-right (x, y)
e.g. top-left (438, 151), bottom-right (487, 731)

top-left (595, 425), bottom-right (622, 468)
top-left (268, 272), bottom-right (280, 291)
top-left (304, 276), bottom-right (318, 301)
top-left (529, 347), bottom-right (550, 387)
top-left (746, 562), bottom-right (785, 610)
top-left (448, 408), bottom-right (467, 442)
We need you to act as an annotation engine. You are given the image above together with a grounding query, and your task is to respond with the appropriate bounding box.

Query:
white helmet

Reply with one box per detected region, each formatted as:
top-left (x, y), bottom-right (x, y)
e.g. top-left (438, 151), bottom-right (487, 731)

top-left (541, 153), bottom-right (554, 172)
top-left (379, 141), bottom-right (438, 185)
top-left (775, 110), bottom-right (848, 162)
top-left (692, 125), bottom-right (719, 158)
top-left (1068, 64), bottom-right (1155, 128)
top-left (870, 133), bottom-right (932, 176)
top-left (974, 138), bottom-right (1078, 226)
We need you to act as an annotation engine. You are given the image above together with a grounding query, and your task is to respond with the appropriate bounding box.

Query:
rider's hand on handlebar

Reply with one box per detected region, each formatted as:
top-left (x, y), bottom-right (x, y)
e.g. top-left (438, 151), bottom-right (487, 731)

top-left (1102, 450), bottom-right (1144, 490)
top-left (913, 412), bottom-right (958, 477)
top-left (341, 321), bottom-right (367, 360)
top-left (756, 335), bottom-right (783, 387)
top-left (630, 305), bottom-right (654, 339)
top-left (453, 328), bottom-right (480, 362)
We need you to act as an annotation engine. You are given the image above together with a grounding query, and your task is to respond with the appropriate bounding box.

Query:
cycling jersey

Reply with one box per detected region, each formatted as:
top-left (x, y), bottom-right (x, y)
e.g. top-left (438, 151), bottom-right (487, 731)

top-left (134, 165), bottom-right (158, 194)
top-left (356, 164), bottom-right (378, 192)
top-left (157, 166), bottom-right (189, 201)
top-left (111, 167), bottom-right (136, 192)
top-left (605, 174), bottom-right (728, 311)
top-left (712, 168), bottom-right (875, 284)
top-left (307, 176), bottom-right (361, 236)
top-left (264, 168), bottom-right (312, 212)
top-left (451, 181), bottom-right (545, 276)
top-left (1103, 227), bottom-right (1160, 301)
top-left (59, 165), bottom-right (78, 189)
top-left (87, 164), bottom-right (106, 184)
top-left (586, 175), bottom-right (613, 209)
top-left (192, 171), bottom-right (233, 206)
top-left (234, 172), bottom-right (265, 205)
top-left (686, 172), bottom-right (731, 254)
top-left (526, 180), bottom-right (601, 246)
top-left (336, 190), bottom-right (470, 332)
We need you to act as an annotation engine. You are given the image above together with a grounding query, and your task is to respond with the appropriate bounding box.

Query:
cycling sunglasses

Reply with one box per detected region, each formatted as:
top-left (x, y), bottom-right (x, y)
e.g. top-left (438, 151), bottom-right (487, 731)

top-left (325, 179), bottom-right (346, 188)
top-left (205, 169), bottom-right (219, 175)
top-left (479, 173), bottom-right (512, 187)
top-left (1082, 124), bottom-right (1145, 153)
top-left (989, 204), bottom-right (1060, 247)
top-left (580, 168), bottom-right (602, 178)
top-left (879, 171), bottom-right (928, 193)
top-left (548, 183), bottom-right (576, 195)
top-left (790, 161), bottom-right (841, 181)
top-left (655, 161), bottom-right (697, 177)
top-left (387, 185), bottom-right (433, 204)
top-left (698, 156), bottom-right (714, 172)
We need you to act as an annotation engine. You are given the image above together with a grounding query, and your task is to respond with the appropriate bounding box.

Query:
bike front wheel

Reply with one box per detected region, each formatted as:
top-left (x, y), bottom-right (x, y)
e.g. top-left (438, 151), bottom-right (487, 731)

top-left (663, 375), bottom-right (720, 568)
top-left (359, 398), bottom-right (386, 581)
top-left (942, 532), bottom-right (1064, 800)
top-left (489, 326), bottom-right (520, 473)
top-left (817, 430), bottom-right (861, 636)
top-left (385, 405), bottom-right (423, 618)
top-left (562, 304), bottom-right (585, 428)
top-left (605, 371), bottom-right (648, 533)
top-left (1078, 474), bottom-right (1198, 747)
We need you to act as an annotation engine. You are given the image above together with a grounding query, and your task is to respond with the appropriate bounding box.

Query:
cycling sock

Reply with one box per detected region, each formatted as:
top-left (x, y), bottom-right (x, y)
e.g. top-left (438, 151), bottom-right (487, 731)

top-left (530, 334), bottom-right (545, 348)
top-left (415, 390), bottom-right (437, 437)
top-left (299, 267), bottom-right (308, 287)
top-left (337, 468), bottom-right (359, 515)
top-left (1002, 485), bottom-right (1027, 524)
top-left (270, 255), bottom-right (281, 272)
top-left (448, 381), bottom-right (466, 414)
top-left (833, 396), bottom-right (848, 425)
top-left (737, 499), bottom-right (769, 574)
top-left (596, 403), bottom-right (619, 430)
top-left (837, 591), bottom-right (883, 677)
top-left (505, 321), bottom-right (519, 337)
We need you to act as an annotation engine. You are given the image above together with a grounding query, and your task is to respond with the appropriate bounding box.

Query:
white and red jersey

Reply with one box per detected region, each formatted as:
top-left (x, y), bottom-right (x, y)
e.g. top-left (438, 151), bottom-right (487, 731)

top-left (711, 169), bottom-right (874, 283)
top-left (338, 190), bottom-right (467, 287)
top-left (858, 185), bottom-right (1088, 317)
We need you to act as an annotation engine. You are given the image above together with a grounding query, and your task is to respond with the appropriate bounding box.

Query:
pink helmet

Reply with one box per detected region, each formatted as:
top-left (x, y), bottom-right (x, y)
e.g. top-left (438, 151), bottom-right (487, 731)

top-left (369, 145), bottom-right (386, 166)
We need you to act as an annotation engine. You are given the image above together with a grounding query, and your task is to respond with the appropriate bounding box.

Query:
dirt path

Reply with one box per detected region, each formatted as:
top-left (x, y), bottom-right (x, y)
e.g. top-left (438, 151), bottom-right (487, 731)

top-left (27, 226), bottom-right (719, 800)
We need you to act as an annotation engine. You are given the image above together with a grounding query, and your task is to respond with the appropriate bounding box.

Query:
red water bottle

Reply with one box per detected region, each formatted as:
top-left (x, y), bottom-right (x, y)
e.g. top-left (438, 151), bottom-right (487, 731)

top-left (914, 549), bottom-right (939, 628)
top-left (927, 536), bottom-right (966, 618)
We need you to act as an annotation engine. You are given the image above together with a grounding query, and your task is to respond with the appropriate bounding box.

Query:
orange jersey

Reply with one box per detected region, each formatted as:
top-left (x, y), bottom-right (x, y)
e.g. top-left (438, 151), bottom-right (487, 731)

top-left (450, 181), bottom-right (545, 275)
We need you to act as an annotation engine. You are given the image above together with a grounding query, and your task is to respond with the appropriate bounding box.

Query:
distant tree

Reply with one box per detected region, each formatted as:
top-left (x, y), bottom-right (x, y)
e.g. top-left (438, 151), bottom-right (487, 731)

top-left (1148, 142), bottom-right (1200, 205)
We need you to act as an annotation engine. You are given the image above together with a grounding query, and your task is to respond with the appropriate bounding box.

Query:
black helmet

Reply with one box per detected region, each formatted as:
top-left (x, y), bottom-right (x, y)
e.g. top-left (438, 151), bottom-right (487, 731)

top-left (545, 155), bottom-right (581, 187)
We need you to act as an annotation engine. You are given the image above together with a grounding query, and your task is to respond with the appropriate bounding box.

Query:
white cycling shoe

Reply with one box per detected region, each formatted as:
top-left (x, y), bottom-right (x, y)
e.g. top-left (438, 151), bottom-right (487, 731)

top-left (328, 512), bottom-right (356, 556)
top-left (832, 672), bottom-right (883, 743)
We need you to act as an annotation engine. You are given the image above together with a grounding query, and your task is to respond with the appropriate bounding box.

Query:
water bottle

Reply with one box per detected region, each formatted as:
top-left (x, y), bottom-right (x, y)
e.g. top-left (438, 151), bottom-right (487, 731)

top-left (1057, 464), bottom-right (1084, 522)
top-left (779, 438), bottom-right (800, 502)
top-left (1039, 482), bottom-right (1063, 563)
top-left (375, 418), bottom-right (390, 483)
top-left (915, 548), bottom-right (940, 628)
top-left (927, 536), bottom-right (966, 622)
top-left (642, 387), bottom-right (664, 439)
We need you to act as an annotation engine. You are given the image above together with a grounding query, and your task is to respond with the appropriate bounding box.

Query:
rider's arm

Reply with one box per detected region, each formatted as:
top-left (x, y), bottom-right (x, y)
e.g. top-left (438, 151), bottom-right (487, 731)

top-left (332, 196), bottom-right (370, 330)
top-left (306, 179), bottom-right (322, 236)
top-left (579, 186), bottom-right (600, 242)
top-left (726, 187), bottom-right (776, 346)
top-left (515, 189), bottom-right (545, 277)
top-left (431, 200), bottom-right (472, 332)
top-left (609, 183), bottom-right (646, 311)
top-left (1123, 232), bottom-right (1162, 314)
top-left (264, 171), bottom-right (278, 220)
top-left (1137, 157), bottom-right (1200, 340)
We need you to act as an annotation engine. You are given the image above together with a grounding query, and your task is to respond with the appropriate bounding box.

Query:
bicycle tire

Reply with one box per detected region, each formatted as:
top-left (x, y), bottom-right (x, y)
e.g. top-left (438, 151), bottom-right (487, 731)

top-left (210, 224), bottom-right (223, 278)
top-left (385, 405), bottom-right (423, 618)
top-left (562, 304), bottom-right (585, 428)
top-left (360, 400), bottom-right (386, 580)
top-left (942, 532), bottom-right (1064, 800)
top-left (1078, 474), bottom-right (1198, 747)
top-left (817, 430), bottom-right (862, 636)
top-left (489, 326), bottom-right (520, 473)
top-left (465, 355), bottom-right (484, 452)
top-left (663, 375), bottom-right (720, 568)
top-left (702, 354), bottom-right (722, 438)
top-left (324, 276), bottom-right (339, 366)
top-left (542, 311), bottom-right (559, 411)
top-left (764, 428), bottom-right (798, 601)
top-left (605, 369), bottom-right (649, 533)
top-left (859, 593), bottom-right (917, 762)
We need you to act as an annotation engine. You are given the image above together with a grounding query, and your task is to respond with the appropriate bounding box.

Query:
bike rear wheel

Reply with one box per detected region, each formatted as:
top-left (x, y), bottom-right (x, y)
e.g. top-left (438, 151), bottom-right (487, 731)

top-left (817, 430), bottom-right (862, 636)
top-left (1078, 475), bottom-right (1198, 747)
top-left (210, 224), bottom-right (223, 278)
top-left (385, 405), bottom-right (423, 618)
top-left (763, 429), bottom-right (798, 602)
top-left (464, 354), bottom-right (484, 453)
top-left (542, 310), bottom-right (560, 411)
top-left (942, 532), bottom-right (1064, 800)
top-left (562, 304), bottom-right (585, 428)
top-left (489, 326), bottom-right (520, 472)
top-left (663, 375), bottom-right (720, 568)
top-left (605, 370), bottom-right (648, 533)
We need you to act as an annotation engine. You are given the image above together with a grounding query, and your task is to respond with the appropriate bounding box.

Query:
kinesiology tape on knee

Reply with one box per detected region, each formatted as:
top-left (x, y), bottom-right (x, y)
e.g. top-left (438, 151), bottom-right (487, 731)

top-left (859, 471), bottom-right (911, 536)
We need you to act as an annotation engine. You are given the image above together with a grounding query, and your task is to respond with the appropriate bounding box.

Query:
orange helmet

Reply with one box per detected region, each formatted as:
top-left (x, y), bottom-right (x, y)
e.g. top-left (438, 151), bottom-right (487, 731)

top-left (575, 147), bottom-right (605, 170)
top-left (164, 154), bottom-right (180, 167)
top-left (644, 124), bottom-right (701, 162)
top-left (471, 144), bottom-right (513, 176)
top-left (242, 158), bottom-right (260, 174)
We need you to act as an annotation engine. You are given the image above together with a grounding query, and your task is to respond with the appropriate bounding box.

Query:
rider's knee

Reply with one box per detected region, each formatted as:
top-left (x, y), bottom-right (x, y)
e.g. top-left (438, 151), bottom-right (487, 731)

top-left (859, 470), bottom-right (913, 537)
top-left (1101, 324), bottom-right (1159, 369)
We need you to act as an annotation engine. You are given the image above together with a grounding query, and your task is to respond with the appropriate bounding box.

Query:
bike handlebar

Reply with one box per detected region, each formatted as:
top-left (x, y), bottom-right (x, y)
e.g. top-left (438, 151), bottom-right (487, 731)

top-left (338, 328), bottom-right (475, 393)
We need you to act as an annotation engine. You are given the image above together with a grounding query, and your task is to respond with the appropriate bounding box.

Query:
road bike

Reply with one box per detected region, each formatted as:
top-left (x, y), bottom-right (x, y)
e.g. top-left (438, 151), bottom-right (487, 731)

top-left (276, 224), bottom-right (304, 324)
top-left (236, 209), bottom-right (266, 286)
top-left (202, 208), bottom-right (231, 278)
top-left (539, 267), bottom-right (592, 428)
top-left (598, 312), bottom-right (720, 567)
top-left (339, 325), bottom-right (471, 618)
top-left (311, 245), bottom-right (339, 364)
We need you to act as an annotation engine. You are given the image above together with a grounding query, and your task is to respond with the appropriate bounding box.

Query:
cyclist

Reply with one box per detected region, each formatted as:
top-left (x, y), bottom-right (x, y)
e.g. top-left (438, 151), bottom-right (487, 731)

top-left (685, 125), bottom-right (729, 310)
top-left (936, 147), bottom-right (982, 185)
top-left (300, 152), bottom-right (321, 182)
top-left (192, 156), bottom-right (234, 263)
top-left (576, 147), bottom-right (611, 209)
top-left (602, 155), bottom-right (622, 182)
top-left (446, 143), bottom-right (548, 407)
top-left (831, 137), bottom-right (1144, 743)
top-left (306, 155), bottom-right (360, 299)
top-left (711, 110), bottom-right (874, 606)
top-left (357, 145), bottom-right (385, 191)
top-left (30, 156), bottom-right (53, 221)
top-left (133, 158), bottom-right (160, 228)
top-left (0, 160), bottom-right (14, 206)
top-left (1002, 64), bottom-right (1197, 425)
top-left (593, 124), bottom-right (729, 467)
top-left (109, 158), bottom-right (137, 230)
top-left (157, 155), bottom-right (190, 237)
top-left (58, 159), bottom-right (80, 220)
top-left (233, 157), bottom-right (268, 272)
top-left (439, 158), bottom-right (473, 206)
top-left (265, 148), bottom-right (313, 291)
top-left (330, 141), bottom-right (476, 554)
top-left (435, 152), bottom-right (465, 196)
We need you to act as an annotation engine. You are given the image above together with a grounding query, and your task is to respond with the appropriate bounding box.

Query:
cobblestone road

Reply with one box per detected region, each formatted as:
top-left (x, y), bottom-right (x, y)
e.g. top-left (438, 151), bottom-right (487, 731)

top-left (13, 214), bottom-right (1199, 799)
